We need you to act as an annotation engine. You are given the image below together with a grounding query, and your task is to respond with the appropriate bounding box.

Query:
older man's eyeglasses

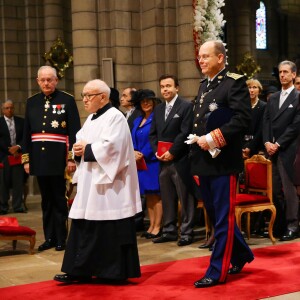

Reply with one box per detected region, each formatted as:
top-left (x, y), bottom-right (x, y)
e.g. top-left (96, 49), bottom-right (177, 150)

top-left (81, 93), bottom-right (103, 101)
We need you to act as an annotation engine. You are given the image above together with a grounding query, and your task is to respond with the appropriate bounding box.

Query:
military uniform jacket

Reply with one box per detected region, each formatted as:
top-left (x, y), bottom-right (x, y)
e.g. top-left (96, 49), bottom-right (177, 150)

top-left (22, 89), bottom-right (81, 176)
top-left (263, 88), bottom-right (300, 180)
top-left (190, 69), bottom-right (252, 176)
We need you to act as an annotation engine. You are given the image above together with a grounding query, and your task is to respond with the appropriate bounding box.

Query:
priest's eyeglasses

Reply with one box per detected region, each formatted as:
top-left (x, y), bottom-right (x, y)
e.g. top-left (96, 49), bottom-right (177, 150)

top-left (81, 93), bottom-right (103, 101)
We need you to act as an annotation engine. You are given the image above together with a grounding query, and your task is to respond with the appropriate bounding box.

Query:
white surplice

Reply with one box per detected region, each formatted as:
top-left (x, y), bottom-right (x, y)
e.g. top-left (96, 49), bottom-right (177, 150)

top-left (69, 107), bottom-right (142, 221)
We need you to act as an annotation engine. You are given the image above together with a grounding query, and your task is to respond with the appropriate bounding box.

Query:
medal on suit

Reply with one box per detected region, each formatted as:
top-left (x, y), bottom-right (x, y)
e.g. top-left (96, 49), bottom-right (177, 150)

top-left (44, 96), bottom-right (51, 109)
top-left (56, 104), bottom-right (62, 114)
top-left (199, 89), bottom-right (212, 108)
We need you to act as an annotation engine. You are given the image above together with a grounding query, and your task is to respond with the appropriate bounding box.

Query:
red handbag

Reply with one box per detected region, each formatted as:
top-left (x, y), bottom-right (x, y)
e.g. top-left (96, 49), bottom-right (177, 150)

top-left (8, 155), bottom-right (22, 166)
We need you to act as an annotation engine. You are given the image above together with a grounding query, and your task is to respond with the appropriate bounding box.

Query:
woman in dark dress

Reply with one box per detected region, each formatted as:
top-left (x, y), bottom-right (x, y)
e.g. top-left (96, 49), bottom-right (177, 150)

top-left (243, 79), bottom-right (267, 235)
top-left (131, 89), bottom-right (162, 239)
top-left (242, 79), bottom-right (266, 159)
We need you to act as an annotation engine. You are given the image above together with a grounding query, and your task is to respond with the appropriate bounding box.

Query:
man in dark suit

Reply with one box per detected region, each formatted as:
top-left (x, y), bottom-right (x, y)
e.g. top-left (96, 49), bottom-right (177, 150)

top-left (120, 87), bottom-right (141, 131)
top-left (22, 66), bottom-right (81, 251)
top-left (190, 40), bottom-right (254, 288)
top-left (120, 87), bottom-right (144, 231)
top-left (263, 60), bottom-right (300, 241)
top-left (149, 74), bottom-right (196, 246)
top-left (0, 100), bottom-right (25, 214)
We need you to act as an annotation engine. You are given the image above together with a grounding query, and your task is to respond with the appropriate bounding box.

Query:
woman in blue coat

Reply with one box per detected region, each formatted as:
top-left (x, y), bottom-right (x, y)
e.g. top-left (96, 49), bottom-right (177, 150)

top-left (131, 89), bottom-right (162, 239)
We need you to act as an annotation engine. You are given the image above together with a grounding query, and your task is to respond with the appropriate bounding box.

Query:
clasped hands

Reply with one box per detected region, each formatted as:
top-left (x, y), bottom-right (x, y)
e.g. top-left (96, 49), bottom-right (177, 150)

top-left (265, 142), bottom-right (279, 156)
top-left (8, 145), bottom-right (21, 157)
top-left (156, 151), bottom-right (174, 162)
top-left (135, 150), bottom-right (144, 161)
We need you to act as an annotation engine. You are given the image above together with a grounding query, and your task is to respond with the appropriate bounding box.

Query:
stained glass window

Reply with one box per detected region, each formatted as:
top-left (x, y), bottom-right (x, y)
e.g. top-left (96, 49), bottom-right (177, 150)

top-left (256, 1), bottom-right (267, 49)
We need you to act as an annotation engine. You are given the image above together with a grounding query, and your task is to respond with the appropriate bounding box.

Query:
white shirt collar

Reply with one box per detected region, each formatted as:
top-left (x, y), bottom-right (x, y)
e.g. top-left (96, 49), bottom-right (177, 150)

top-left (4, 116), bottom-right (14, 123)
top-left (281, 86), bottom-right (294, 96)
top-left (166, 94), bottom-right (178, 107)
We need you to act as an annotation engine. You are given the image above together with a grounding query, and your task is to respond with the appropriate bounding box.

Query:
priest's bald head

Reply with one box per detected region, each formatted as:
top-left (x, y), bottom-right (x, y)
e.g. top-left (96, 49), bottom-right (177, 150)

top-left (81, 79), bottom-right (111, 113)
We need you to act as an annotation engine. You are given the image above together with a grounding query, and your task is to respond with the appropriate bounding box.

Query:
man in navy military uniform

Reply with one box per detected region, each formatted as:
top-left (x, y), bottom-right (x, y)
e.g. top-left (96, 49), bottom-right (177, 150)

top-left (189, 40), bottom-right (254, 288)
top-left (22, 66), bottom-right (81, 251)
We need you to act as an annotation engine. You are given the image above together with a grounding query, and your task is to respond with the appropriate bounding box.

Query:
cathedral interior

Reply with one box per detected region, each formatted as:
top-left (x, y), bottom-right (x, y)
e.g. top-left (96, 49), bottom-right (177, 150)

top-left (1, 0), bottom-right (300, 119)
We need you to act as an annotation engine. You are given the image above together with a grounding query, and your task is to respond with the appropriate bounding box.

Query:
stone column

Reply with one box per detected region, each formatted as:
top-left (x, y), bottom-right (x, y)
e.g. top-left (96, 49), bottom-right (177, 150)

top-left (225, 0), bottom-right (259, 68)
top-left (71, 0), bottom-right (99, 119)
top-left (177, 0), bottom-right (200, 100)
top-left (43, 0), bottom-right (64, 50)
top-left (43, 0), bottom-right (68, 90)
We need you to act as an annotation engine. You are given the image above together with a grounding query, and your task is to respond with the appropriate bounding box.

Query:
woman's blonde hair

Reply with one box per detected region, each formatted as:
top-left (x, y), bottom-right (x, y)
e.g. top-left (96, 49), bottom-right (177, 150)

top-left (246, 79), bottom-right (263, 93)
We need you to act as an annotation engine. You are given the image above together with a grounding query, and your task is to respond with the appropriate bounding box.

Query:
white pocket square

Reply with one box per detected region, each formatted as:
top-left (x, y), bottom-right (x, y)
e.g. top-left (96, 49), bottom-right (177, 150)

top-left (173, 114), bottom-right (180, 118)
top-left (288, 104), bottom-right (293, 108)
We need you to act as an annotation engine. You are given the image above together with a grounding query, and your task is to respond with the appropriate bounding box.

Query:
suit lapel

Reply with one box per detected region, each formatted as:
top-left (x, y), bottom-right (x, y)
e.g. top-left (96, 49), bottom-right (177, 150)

top-left (164, 98), bottom-right (181, 127)
top-left (1, 117), bottom-right (10, 136)
top-left (273, 89), bottom-right (296, 120)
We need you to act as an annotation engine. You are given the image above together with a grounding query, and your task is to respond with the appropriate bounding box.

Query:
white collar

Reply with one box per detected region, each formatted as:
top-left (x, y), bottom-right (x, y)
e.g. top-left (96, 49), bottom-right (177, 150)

top-left (281, 86), bottom-right (295, 96)
top-left (166, 94), bottom-right (178, 107)
top-left (4, 116), bottom-right (14, 122)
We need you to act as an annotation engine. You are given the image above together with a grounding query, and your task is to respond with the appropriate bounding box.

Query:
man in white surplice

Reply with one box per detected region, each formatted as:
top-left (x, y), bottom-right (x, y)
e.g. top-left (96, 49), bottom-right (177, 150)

top-left (54, 79), bottom-right (142, 284)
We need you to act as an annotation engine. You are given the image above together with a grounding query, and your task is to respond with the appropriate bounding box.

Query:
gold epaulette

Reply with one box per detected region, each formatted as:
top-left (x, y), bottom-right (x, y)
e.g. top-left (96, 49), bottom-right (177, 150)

top-left (226, 72), bottom-right (244, 80)
top-left (62, 91), bottom-right (74, 97)
top-left (27, 92), bottom-right (40, 100)
top-left (67, 150), bottom-right (74, 161)
top-left (21, 153), bottom-right (29, 164)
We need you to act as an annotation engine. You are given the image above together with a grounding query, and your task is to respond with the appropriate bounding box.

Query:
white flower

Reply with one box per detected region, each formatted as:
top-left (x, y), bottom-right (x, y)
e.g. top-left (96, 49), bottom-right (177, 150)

top-left (193, 0), bottom-right (227, 63)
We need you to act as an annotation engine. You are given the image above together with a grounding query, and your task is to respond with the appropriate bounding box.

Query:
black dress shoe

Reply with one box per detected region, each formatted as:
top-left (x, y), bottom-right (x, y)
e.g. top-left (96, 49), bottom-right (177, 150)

top-left (146, 231), bottom-right (162, 239)
top-left (198, 242), bottom-right (210, 249)
top-left (198, 236), bottom-right (215, 249)
top-left (194, 277), bottom-right (218, 288)
top-left (177, 238), bottom-right (193, 246)
top-left (55, 244), bottom-right (66, 251)
top-left (38, 240), bottom-right (55, 251)
top-left (152, 233), bottom-right (177, 243)
top-left (54, 273), bottom-right (92, 284)
top-left (140, 231), bottom-right (149, 238)
top-left (228, 257), bottom-right (254, 274)
top-left (279, 230), bottom-right (299, 241)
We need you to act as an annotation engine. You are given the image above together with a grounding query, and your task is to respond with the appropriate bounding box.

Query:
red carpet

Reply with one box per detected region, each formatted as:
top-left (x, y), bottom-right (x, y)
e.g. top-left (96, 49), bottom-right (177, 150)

top-left (1, 242), bottom-right (300, 300)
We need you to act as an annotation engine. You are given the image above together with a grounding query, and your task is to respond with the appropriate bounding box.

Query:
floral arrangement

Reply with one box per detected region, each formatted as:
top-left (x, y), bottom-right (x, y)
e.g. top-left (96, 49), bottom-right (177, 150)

top-left (193, 0), bottom-right (226, 65)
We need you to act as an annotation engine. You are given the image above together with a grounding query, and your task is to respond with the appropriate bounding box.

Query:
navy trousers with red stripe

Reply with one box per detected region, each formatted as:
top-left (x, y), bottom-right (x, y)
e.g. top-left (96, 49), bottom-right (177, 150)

top-left (199, 174), bottom-right (254, 282)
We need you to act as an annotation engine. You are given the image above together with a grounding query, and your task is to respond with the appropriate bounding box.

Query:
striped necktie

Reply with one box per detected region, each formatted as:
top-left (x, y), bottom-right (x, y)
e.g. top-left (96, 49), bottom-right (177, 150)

top-left (165, 105), bottom-right (172, 120)
top-left (7, 118), bottom-right (16, 145)
top-left (279, 91), bottom-right (288, 108)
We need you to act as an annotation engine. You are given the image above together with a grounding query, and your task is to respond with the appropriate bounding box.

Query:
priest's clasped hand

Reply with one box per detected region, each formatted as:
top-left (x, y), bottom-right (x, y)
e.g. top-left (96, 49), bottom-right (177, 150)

top-left (73, 141), bottom-right (87, 157)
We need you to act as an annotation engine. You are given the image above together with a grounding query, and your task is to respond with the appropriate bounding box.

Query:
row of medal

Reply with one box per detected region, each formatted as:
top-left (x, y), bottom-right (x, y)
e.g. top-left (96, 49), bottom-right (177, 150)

top-left (45, 101), bottom-right (65, 114)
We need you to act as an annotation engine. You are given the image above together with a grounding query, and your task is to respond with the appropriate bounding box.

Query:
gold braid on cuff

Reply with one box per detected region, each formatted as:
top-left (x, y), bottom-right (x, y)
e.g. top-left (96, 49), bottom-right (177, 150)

top-left (21, 153), bottom-right (30, 164)
top-left (67, 150), bottom-right (74, 161)
top-left (210, 128), bottom-right (226, 148)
